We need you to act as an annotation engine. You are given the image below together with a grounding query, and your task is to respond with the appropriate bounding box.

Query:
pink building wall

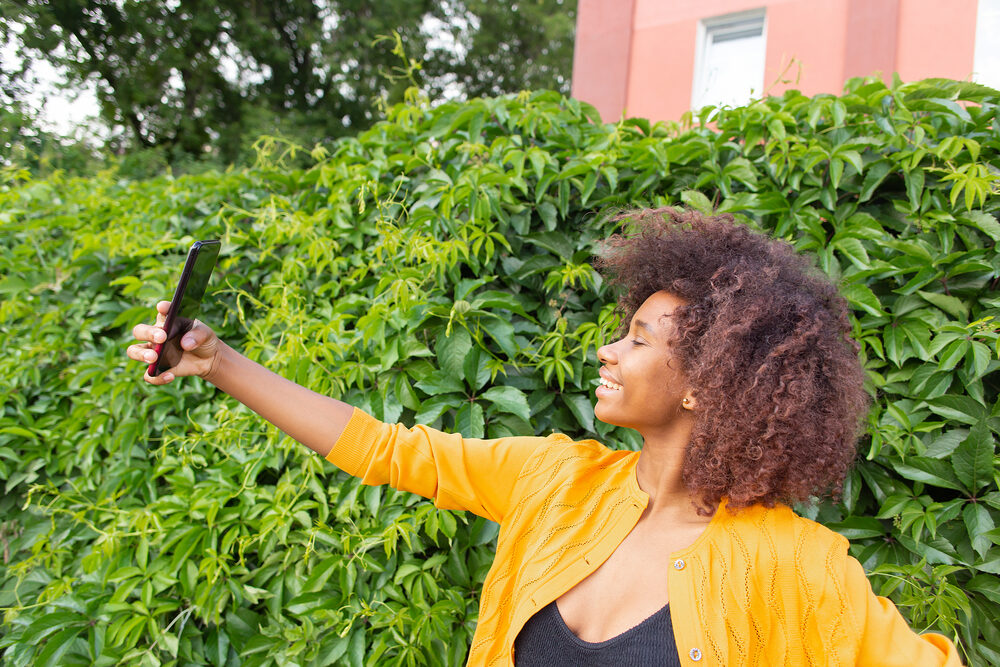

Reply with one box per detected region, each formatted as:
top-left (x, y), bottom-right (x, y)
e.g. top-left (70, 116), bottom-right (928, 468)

top-left (895, 0), bottom-right (978, 81)
top-left (573, 0), bottom-right (981, 122)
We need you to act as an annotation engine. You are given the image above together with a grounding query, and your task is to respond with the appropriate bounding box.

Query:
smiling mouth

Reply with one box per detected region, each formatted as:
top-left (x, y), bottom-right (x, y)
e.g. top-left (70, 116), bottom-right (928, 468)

top-left (598, 378), bottom-right (623, 391)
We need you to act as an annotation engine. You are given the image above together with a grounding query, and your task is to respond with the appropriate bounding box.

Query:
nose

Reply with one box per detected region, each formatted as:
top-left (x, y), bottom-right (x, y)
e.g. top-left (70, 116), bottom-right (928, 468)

top-left (597, 341), bottom-right (617, 364)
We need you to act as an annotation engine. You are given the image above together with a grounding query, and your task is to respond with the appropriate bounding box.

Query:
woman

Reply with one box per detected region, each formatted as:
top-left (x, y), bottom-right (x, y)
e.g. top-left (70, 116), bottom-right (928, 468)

top-left (127, 208), bottom-right (962, 666)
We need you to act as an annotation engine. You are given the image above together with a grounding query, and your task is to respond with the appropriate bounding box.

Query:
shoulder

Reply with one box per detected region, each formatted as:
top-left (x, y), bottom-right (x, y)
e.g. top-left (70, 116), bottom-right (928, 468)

top-left (718, 502), bottom-right (848, 547)
top-left (523, 432), bottom-right (635, 465)
top-left (514, 433), bottom-right (638, 483)
top-left (710, 502), bottom-right (851, 578)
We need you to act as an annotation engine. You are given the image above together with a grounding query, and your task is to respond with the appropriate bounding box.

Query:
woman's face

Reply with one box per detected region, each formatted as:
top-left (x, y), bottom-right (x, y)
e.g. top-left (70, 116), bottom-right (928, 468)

top-left (594, 291), bottom-right (695, 435)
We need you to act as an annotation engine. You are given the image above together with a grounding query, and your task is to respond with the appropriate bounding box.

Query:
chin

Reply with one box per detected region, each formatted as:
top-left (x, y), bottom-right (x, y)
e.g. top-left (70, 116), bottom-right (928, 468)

top-left (593, 407), bottom-right (623, 429)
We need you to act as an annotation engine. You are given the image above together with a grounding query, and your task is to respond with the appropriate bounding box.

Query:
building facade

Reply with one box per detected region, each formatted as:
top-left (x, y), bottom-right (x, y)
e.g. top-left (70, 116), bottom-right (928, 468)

top-left (572, 0), bottom-right (999, 122)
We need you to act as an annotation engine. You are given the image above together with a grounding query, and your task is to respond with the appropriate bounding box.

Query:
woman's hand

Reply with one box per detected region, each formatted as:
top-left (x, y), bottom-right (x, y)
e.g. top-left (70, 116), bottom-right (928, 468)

top-left (127, 300), bottom-right (353, 455)
top-left (127, 300), bottom-right (222, 384)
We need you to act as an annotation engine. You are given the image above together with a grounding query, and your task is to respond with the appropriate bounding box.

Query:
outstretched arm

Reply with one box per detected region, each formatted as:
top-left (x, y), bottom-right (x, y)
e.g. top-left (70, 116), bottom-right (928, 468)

top-left (126, 300), bottom-right (352, 456)
top-left (127, 300), bottom-right (546, 521)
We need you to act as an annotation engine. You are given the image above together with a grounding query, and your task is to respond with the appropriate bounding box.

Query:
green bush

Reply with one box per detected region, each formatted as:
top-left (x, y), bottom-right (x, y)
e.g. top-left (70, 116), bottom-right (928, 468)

top-left (1, 77), bottom-right (998, 666)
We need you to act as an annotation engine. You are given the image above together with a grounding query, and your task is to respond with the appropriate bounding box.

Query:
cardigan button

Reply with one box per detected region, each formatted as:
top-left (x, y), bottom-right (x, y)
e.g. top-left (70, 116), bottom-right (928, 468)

top-left (673, 558), bottom-right (686, 570)
top-left (689, 647), bottom-right (702, 661)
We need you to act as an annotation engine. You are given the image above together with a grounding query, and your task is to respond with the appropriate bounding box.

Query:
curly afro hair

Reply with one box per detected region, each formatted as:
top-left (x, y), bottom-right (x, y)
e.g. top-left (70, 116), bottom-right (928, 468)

top-left (597, 207), bottom-right (869, 512)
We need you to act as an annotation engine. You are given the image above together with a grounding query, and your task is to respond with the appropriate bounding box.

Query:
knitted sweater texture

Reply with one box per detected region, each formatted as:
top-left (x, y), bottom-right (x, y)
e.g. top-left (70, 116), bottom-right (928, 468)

top-left (326, 408), bottom-right (962, 667)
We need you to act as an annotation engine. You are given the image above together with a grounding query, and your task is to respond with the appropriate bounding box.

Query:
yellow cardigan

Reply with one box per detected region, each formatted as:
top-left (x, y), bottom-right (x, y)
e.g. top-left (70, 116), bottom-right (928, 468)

top-left (326, 408), bottom-right (962, 667)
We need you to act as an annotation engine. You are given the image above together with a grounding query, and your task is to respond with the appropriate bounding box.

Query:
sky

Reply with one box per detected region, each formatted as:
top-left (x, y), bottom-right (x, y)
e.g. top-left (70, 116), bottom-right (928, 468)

top-left (2, 27), bottom-right (102, 138)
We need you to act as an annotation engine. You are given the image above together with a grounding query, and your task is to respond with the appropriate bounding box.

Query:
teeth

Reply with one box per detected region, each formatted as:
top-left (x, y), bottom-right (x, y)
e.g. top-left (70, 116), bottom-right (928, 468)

top-left (599, 378), bottom-right (622, 391)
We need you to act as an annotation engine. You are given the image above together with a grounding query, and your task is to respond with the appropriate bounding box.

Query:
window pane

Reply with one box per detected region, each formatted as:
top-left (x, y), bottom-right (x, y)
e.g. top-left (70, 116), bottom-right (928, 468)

top-left (974, 0), bottom-right (1000, 90)
top-left (693, 11), bottom-right (767, 110)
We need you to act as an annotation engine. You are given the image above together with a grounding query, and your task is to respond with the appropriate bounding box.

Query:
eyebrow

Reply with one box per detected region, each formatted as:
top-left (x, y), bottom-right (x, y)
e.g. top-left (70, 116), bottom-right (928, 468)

top-left (633, 319), bottom-right (659, 337)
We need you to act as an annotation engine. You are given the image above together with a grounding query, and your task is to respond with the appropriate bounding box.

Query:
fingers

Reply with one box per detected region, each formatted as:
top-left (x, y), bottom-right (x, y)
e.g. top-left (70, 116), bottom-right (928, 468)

top-left (126, 342), bottom-right (155, 363)
top-left (156, 301), bottom-right (169, 327)
top-left (132, 322), bottom-right (166, 344)
top-left (143, 369), bottom-right (175, 385)
top-left (128, 302), bottom-right (173, 383)
top-left (126, 341), bottom-right (174, 383)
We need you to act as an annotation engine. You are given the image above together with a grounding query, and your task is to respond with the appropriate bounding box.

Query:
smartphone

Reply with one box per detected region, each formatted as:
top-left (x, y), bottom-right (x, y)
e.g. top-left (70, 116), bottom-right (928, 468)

top-left (148, 240), bottom-right (222, 377)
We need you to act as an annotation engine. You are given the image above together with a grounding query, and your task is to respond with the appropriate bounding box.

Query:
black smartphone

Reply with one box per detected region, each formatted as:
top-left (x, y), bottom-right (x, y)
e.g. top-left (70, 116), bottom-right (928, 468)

top-left (148, 240), bottom-right (221, 377)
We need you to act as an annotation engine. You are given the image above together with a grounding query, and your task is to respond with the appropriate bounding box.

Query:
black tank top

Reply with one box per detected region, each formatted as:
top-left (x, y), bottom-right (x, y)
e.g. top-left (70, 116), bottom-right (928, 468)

top-left (513, 600), bottom-right (682, 666)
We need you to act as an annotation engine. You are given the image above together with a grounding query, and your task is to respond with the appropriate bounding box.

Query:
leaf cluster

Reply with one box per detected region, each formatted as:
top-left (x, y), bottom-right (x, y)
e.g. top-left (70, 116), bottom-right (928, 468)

top-left (1, 76), bottom-right (999, 665)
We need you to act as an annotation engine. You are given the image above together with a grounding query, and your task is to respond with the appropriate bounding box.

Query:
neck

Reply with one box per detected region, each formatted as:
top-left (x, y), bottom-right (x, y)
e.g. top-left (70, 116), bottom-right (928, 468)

top-left (634, 416), bottom-right (713, 522)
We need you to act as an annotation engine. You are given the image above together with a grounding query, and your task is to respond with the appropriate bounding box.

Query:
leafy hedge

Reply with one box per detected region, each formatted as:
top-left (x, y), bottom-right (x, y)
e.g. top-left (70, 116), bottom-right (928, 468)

top-left (1, 77), bottom-right (999, 666)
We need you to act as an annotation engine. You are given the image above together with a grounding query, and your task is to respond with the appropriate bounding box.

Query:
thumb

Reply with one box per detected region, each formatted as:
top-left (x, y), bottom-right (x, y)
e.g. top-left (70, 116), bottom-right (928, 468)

top-left (181, 321), bottom-right (211, 350)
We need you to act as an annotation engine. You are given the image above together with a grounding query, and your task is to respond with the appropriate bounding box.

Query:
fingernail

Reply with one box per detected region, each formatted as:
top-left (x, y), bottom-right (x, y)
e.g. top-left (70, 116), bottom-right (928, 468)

top-left (163, 373), bottom-right (174, 382)
top-left (182, 335), bottom-right (194, 348)
top-left (144, 351), bottom-right (155, 362)
top-left (155, 331), bottom-right (165, 342)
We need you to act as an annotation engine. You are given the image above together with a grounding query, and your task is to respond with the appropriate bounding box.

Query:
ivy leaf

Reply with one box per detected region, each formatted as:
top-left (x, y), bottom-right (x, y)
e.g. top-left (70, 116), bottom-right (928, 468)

top-left (964, 502), bottom-right (996, 558)
top-left (952, 421), bottom-right (995, 494)
top-left (923, 428), bottom-right (968, 459)
top-left (975, 554), bottom-right (1000, 575)
top-left (912, 97), bottom-right (972, 122)
top-left (966, 574), bottom-right (1000, 604)
top-left (414, 394), bottom-right (461, 425)
top-left (348, 630), bottom-right (365, 667)
top-left (526, 230), bottom-right (575, 258)
top-left (463, 347), bottom-right (490, 390)
top-left (470, 517), bottom-right (500, 546)
top-left (480, 386), bottom-right (531, 423)
top-left (859, 160), bottom-right (890, 201)
top-left (437, 327), bottom-right (472, 381)
top-left (680, 190), bottom-right (713, 214)
top-left (829, 516), bottom-right (886, 539)
top-left (917, 290), bottom-right (969, 320)
top-left (967, 341), bottom-right (992, 379)
top-left (482, 315), bottom-right (518, 359)
top-left (959, 210), bottom-right (1000, 241)
top-left (833, 237), bottom-right (870, 268)
top-left (893, 457), bottom-right (964, 491)
top-left (841, 283), bottom-right (884, 316)
top-left (537, 201), bottom-right (558, 228)
top-left (563, 393), bottom-right (595, 433)
top-left (876, 493), bottom-right (916, 519)
top-left (471, 290), bottom-right (533, 318)
top-left (34, 626), bottom-right (85, 667)
top-left (925, 395), bottom-right (987, 425)
top-left (937, 339), bottom-right (969, 371)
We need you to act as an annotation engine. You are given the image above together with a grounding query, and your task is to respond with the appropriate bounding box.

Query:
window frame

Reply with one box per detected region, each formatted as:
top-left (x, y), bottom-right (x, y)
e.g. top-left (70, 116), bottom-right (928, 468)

top-left (691, 8), bottom-right (769, 112)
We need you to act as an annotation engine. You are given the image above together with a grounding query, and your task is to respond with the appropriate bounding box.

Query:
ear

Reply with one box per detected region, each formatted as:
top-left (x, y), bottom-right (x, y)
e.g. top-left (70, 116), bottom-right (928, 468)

top-left (681, 391), bottom-right (697, 410)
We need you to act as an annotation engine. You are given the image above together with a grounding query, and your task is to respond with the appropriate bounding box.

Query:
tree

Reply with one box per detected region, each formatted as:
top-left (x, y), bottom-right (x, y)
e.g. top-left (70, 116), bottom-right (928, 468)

top-left (0, 0), bottom-right (578, 163)
top-left (426, 0), bottom-right (577, 99)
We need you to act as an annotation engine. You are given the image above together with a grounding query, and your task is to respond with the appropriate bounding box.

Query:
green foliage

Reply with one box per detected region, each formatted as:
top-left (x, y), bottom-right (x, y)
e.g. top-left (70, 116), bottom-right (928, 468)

top-left (1, 76), bottom-right (999, 665)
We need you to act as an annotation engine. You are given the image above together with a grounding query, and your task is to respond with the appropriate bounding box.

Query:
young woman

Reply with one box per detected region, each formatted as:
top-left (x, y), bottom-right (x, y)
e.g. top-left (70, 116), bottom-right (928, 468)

top-left (127, 208), bottom-right (962, 666)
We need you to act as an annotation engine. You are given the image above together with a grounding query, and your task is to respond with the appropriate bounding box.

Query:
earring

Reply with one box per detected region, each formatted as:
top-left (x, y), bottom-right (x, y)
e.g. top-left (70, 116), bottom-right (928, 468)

top-left (682, 397), bottom-right (692, 407)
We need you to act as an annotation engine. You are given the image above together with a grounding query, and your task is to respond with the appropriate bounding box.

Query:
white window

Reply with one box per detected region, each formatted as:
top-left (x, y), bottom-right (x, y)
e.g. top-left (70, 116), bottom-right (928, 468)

top-left (974, 0), bottom-right (1000, 90)
top-left (691, 9), bottom-right (767, 111)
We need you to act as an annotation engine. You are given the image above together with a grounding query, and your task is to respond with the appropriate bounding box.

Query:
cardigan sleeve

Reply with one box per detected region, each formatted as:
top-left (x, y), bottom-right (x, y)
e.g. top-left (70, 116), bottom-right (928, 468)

top-left (324, 407), bottom-right (551, 524)
top-left (845, 556), bottom-right (964, 666)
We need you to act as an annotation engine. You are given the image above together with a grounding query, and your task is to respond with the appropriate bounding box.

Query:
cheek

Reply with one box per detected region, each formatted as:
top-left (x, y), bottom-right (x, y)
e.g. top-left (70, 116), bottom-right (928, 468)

top-left (655, 363), bottom-right (689, 400)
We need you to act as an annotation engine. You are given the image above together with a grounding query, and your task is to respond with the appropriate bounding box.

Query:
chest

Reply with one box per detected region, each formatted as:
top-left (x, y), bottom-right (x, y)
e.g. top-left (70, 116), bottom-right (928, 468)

top-left (555, 517), bottom-right (709, 643)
